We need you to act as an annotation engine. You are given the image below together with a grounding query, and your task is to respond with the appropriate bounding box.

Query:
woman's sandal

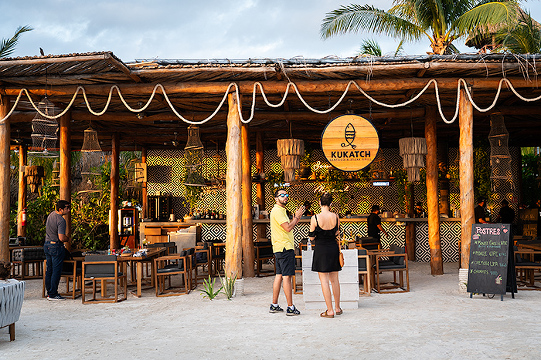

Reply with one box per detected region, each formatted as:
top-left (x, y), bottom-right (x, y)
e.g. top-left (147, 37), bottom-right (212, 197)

top-left (320, 310), bottom-right (334, 318)
top-left (335, 308), bottom-right (343, 316)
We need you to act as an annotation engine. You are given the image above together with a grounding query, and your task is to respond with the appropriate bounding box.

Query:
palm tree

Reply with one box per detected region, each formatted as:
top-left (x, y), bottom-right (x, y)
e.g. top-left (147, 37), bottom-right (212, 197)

top-left (0, 25), bottom-right (33, 58)
top-left (359, 39), bottom-right (405, 56)
top-left (321, 1), bottom-right (519, 55)
top-left (496, 10), bottom-right (541, 53)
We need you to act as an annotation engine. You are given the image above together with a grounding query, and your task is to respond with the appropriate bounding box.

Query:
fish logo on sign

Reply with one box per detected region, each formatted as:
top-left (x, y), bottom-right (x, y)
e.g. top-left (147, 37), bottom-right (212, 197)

top-left (341, 123), bottom-right (356, 149)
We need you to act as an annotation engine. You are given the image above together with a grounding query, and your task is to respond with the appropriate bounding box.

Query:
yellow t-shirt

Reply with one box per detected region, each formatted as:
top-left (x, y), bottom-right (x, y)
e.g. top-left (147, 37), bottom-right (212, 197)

top-left (270, 204), bottom-right (294, 252)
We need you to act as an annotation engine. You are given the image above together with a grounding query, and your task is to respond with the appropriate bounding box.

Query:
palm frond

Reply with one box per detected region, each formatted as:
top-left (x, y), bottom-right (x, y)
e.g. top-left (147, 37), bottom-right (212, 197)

top-left (0, 25), bottom-right (33, 58)
top-left (359, 39), bottom-right (383, 56)
top-left (496, 10), bottom-right (541, 54)
top-left (455, 1), bottom-right (518, 37)
top-left (320, 4), bottom-right (423, 41)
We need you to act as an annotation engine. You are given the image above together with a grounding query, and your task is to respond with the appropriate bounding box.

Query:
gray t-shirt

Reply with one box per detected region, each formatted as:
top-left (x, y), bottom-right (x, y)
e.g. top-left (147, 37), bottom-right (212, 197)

top-left (45, 211), bottom-right (66, 243)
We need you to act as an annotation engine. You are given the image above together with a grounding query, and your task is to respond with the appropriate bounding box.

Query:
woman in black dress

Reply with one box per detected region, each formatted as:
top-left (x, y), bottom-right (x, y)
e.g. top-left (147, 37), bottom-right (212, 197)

top-left (308, 192), bottom-right (342, 318)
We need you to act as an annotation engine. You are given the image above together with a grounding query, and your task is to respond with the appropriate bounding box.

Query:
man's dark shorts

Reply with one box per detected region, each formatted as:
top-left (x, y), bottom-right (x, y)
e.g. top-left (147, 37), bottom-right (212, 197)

top-left (274, 249), bottom-right (295, 276)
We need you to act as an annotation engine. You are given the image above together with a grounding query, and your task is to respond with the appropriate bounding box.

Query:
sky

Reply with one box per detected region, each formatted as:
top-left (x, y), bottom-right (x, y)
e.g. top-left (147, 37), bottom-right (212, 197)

top-left (1, 0), bottom-right (541, 63)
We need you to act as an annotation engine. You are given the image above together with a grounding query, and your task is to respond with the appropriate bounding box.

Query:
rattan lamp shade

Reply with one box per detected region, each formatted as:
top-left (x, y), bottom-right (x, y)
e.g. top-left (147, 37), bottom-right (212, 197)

top-left (185, 125), bottom-right (204, 150)
top-left (81, 127), bottom-right (102, 152)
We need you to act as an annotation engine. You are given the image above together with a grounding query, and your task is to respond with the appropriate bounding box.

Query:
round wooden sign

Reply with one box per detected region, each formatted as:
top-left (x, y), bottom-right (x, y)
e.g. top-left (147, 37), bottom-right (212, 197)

top-left (321, 115), bottom-right (379, 171)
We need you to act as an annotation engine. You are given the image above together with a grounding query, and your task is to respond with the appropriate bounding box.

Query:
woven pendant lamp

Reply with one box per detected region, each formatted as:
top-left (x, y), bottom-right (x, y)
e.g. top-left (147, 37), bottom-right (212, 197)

top-left (277, 139), bottom-right (304, 182)
top-left (81, 127), bottom-right (102, 152)
top-left (399, 137), bottom-right (427, 182)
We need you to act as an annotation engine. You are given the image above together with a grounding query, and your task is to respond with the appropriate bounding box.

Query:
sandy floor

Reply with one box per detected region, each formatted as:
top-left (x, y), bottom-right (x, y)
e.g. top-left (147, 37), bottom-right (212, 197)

top-left (2, 262), bottom-right (540, 360)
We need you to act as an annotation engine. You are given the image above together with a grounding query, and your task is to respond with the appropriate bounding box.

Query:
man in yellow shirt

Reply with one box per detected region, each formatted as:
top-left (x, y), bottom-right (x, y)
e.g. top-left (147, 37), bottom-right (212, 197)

top-left (269, 188), bottom-right (304, 316)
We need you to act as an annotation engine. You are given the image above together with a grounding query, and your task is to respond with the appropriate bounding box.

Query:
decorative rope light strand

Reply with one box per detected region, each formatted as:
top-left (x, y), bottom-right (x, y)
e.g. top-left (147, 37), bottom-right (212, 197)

top-left (3, 77), bottom-right (541, 126)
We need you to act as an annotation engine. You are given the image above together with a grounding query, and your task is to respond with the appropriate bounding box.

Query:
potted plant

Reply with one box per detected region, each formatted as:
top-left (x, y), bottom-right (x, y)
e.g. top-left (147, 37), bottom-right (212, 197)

top-left (265, 169), bottom-right (284, 187)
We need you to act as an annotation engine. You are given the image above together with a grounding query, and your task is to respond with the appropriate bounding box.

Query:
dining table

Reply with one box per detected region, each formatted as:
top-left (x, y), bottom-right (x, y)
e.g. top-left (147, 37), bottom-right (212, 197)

top-left (116, 247), bottom-right (167, 297)
top-left (365, 248), bottom-right (396, 292)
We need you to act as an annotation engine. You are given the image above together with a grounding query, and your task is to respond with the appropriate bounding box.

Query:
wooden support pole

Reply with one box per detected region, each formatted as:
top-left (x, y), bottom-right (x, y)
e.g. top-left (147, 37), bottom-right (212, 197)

top-left (59, 112), bottom-right (72, 251)
top-left (141, 147), bottom-right (148, 219)
top-left (110, 133), bottom-right (120, 250)
top-left (0, 95), bottom-right (10, 262)
top-left (255, 132), bottom-right (266, 239)
top-left (405, 182), bottom-right (416, 261)
top-left (459, 87), bottom-right (475, 269)
top-left (425, 106), bottom-right (443, 275)
top-left (17, 145), bottom-right (27, 238)
top-left (225, 93), bottom-right (243, 278)
top-left (241, 123), bottom-right (255, 277)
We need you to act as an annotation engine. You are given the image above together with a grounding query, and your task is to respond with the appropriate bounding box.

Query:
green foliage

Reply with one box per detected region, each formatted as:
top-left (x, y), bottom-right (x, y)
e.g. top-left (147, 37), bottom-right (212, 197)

top-left (394, 169), bottom-right (409, 212)
top-left (0, 25), bottom-right (33, 58)
top-left (321, 167), bottom-right (348, 211)
top-left (219, 273), bottom-right (237, 300)
top-left (495, 10), bottom-right (541, 54)
top-left (71, 191), bottom-right (111, 250)
top-left (360, 39), bottom-right (382, 56)
top-left (265, 170), bottom-right (284, 187)
top-left (200, 275), bottom-right (223, 300)
top-left (320, 1), bottom-right (519, 55)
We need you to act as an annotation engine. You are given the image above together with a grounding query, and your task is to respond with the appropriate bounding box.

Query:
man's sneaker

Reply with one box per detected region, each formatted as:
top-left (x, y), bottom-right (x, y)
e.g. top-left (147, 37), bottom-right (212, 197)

top-left (269, 304), bottom-right (284, 313)
top-left (286, 305), bottom-right (300, 316)
top-left (47, 295), bottom-right (66, 301)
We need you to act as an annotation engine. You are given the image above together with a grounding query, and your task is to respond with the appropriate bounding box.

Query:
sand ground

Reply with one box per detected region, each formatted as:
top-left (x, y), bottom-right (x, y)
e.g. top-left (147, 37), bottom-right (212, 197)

top-left (1, 262), bottom-right (540, 360)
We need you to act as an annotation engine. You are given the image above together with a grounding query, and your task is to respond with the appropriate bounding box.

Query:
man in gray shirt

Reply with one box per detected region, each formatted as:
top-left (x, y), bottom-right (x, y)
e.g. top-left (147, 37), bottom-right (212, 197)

top-left (44, 200), bottom-right (71, 300)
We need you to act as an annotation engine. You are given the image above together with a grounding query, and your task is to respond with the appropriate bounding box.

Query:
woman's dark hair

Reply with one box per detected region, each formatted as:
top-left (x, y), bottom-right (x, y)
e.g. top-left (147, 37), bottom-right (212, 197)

top-left (320, 192), bottom-right (333, 206)
top-left (0, 260), bottom-right (11, 280)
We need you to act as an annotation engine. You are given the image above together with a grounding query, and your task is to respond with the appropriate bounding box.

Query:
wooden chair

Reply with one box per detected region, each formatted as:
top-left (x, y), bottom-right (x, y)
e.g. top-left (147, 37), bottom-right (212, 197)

top-left (11, 247), bottom-right (45, 279)
top-left (82, 255), bottom-right (127, 304)
top-left (373, 246), bottom-right (409, 293)
top-left (194, 242), bottom-right (212, 281)
top-left (355, 236), bottom-right (381, 251)
top-left (515, 248), bottom-right (541, 290)
top-left (357, 249), bottom-right (371, 295)
top-left (254, 241), bottom-right (275, 277)
top-left (42, 259), bottom-right (82, 299)
top-left (208, 240), bottom-right (225, 277)
top-left (154, 250), bottom-right (192, 296)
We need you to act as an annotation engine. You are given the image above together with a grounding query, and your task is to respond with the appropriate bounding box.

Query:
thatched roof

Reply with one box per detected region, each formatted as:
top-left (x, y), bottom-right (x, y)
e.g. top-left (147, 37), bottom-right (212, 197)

top-left (2, 52), bottom-right (541, 150)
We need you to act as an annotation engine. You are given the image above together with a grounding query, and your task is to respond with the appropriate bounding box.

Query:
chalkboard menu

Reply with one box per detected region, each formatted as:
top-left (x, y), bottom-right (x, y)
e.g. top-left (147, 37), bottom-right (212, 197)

top-left (467, 223), bottom-right (510, 295)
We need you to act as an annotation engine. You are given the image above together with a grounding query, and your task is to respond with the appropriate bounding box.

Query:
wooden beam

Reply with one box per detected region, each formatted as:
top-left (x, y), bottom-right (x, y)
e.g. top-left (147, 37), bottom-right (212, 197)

top-left (60, 112), bottom-right (72, 251)
top-left (104, 53), bottom-right (142, 83)
top-left (425, 106), bottom-right (443, 275)
top-left (17, 145), bottom-right (27, 238)
top-left (3, 77), bottom-right (540, 97)
top-left (110, 133), bottom-right (120, 250)
top-left (241, 122), bottom-right (254, 277)
top-left (459, 87), bottom-right (475, 269)
top-left (225, 93), bottom-right (243, 278)
top-left (0, 95), bottom-right (10, 262)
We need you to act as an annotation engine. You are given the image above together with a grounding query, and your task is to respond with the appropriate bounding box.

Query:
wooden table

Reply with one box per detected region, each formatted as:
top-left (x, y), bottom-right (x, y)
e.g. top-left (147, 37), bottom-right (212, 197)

top-left (117, 247), bottom-right (167, 297)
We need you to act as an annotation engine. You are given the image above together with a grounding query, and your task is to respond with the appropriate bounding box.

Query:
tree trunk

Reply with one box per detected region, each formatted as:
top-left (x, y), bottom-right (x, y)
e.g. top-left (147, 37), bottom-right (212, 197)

top-left (405, 182), bottom-right (416, 261)
top-left (0, 95), bottom-right (10, 262)
top-left (110, 133), bottom-right (120, 250)
top-left (17, 145), bottom-right (27, 238)
top-left (426, 106), bottom-right (443, 275)
top-left (141, 147), bottom-right (147, 220)
top-left (225, 93), bottom-right (243, 278)
top-left (459, 87), bottom-right (475, 269)
top-left (241, 123), bottom-right (255, 277)
top-left (255, 132), bottom-right (266, 239)
top-left (60, 112), bottom-right (72, 251)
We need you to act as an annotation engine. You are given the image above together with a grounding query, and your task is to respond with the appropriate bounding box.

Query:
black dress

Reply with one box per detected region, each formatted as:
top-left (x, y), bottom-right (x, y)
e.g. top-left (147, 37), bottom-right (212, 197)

top-left (311, 214), bottom-right (342, 273)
